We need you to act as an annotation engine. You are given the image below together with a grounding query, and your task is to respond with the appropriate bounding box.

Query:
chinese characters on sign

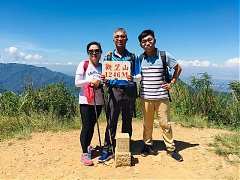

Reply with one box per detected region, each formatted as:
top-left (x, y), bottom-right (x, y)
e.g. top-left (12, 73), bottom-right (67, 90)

top-left (103, 61), bottom-right (131, 80)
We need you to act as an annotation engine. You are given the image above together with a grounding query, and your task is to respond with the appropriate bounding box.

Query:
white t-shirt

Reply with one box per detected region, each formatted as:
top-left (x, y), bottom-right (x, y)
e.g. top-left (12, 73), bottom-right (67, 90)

top-left (75, 60), bottom-right (104, 105)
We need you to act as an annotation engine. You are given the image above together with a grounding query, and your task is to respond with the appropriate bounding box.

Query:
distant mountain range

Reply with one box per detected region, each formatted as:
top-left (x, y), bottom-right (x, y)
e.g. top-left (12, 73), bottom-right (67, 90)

top-left (0, 63), bottom-right (74, 93)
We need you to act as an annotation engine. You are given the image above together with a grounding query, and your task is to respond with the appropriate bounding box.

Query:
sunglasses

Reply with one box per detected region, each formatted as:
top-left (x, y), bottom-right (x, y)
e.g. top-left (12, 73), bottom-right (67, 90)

top-left (88, 49), bottom-right (101, 55)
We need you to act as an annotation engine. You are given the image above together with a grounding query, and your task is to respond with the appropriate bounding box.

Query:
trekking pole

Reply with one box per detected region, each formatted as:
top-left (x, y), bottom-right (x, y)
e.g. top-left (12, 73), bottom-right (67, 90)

top-left (101, 86), bottom-right (115, 155)
top-left (93, 87), bottom-right (102, 149)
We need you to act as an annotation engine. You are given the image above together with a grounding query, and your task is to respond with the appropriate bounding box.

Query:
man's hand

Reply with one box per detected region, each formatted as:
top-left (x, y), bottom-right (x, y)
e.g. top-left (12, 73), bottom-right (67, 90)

top-left (161, 83), bottom-right (172, 90)
top-left (127, 75), bottom-right (133, 81)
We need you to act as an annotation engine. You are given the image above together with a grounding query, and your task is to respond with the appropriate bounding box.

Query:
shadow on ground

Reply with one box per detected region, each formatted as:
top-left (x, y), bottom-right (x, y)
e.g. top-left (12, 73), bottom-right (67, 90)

top-left (131, 139), bottom-right (199, 155)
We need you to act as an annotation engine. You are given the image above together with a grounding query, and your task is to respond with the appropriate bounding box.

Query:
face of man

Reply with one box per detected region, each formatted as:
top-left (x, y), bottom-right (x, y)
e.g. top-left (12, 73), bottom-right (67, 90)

top-left (113, 31), bottom-right (127, 50)
top-left (140, 34), bottom-right (156, 52)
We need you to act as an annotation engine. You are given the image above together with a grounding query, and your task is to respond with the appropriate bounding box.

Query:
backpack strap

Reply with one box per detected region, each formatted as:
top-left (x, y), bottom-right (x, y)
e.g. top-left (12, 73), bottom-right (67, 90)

top-left (160, 51), bottom-right (172, 102)
top-left (139, 53), bottom-right (144, 66)
top-left (129, 53), bottom-right (136, 73)
top-left (106, 52), bottom-right (112, 61)
top-left (83, 60), bottom-right (89, 73)
top-left (160, 51), bottom-right (171, 83)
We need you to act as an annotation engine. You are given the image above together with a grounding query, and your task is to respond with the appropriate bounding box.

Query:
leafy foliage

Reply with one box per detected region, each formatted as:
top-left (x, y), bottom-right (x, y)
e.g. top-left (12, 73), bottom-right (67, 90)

top-left (229, 81), bottom-right (240, 101)
top-left (34, 83), bottom-right (77, 119)
top-left (0, 83), bottom-right (77, 119)
top-left (0, 91), bottom-right (20, 116)
top-left (170, 73), bottom-right (240, 129)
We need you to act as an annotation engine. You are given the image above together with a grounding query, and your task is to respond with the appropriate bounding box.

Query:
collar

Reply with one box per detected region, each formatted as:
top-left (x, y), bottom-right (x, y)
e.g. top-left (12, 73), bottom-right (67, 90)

top-left (113, 49), bottom-right (129, 58)
top-left (143, 48), bottom-right (159, 59)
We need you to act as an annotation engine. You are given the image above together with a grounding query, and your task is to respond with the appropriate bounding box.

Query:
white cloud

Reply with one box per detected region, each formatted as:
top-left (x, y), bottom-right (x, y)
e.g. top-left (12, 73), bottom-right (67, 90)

top-left (224, 57), bottom-right (240, 67)
top-left (4, 46), bottom-right (43, 61)
top-left (179, 60), bottom-right (210, 67)
top-left (19, 52), bottom-right (25, 57)
top-left (179, 57), bottom-right (240, 68)
top-left (5, 46), bottom-right (18, 55)
top-left (24, 54), bottom-right (32, 60)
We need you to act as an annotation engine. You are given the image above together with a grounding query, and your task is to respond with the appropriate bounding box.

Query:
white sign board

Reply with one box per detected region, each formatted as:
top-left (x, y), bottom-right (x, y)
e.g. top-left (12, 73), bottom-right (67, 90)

top-left (103, 61), bottom-right (131, 80)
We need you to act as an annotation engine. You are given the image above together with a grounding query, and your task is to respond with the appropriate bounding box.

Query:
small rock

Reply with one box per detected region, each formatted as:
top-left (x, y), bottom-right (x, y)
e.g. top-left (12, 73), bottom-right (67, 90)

top-left (54, 157), bottom-right (61, 162)
top-left (8, 142), bottom-right (14, 146)
top-left (228, 154), bottom-right (240, 162)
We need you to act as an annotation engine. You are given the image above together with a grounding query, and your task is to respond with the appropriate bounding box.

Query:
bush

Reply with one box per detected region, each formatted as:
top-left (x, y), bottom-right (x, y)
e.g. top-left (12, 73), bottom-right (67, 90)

top-left (0, 83), bottom-right (77, 119)
top-left (171, 80), bottom-right (194, 116)
top-left (33, 83), bottom-right (77, 119)
top-left (0, 91), bottom-right (20, 116)
top-left (229, 81), bottom-right (240, 101)
top-left (171, 73), bottom-right (240, 129)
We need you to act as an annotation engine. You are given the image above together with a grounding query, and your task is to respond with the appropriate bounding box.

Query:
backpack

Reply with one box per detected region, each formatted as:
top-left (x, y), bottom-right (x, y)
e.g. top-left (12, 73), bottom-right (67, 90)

top-left (82, 60), bottom-right (94, 103)
top-left (139, 50), bottom-right (172, 101)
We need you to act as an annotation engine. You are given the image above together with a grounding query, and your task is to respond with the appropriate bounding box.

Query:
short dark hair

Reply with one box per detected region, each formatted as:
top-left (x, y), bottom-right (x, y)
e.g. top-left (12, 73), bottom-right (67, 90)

top-left (138, 29), bottom-right (155, 43)
top-left (86, 41), bottom-right (102, 53)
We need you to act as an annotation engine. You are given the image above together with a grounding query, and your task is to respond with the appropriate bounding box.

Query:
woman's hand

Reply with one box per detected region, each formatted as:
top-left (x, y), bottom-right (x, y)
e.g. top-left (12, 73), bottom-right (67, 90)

top-left (90, 79), bottom-right (101, 88)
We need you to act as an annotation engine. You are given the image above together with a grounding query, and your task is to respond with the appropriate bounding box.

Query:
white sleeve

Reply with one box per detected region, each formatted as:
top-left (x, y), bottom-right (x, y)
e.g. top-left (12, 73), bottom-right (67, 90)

top-left (75, 61), bottom-right (90, 88)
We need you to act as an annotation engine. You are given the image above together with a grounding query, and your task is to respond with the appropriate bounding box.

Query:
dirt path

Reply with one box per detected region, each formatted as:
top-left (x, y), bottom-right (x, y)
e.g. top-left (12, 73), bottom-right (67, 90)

top-left (0, 120), bottom-right (239, 180)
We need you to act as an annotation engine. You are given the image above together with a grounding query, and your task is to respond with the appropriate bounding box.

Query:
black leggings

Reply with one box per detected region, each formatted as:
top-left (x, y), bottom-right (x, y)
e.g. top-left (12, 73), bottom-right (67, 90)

top-left (80, 104), bottom-right (102, 153)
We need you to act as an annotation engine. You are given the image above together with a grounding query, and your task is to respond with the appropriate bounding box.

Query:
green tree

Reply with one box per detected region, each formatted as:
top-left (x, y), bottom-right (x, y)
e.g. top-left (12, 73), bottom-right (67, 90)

top-left (0, 91), bottom-right (20, 116)
top-left (33, 83), bottom-right (77, 119)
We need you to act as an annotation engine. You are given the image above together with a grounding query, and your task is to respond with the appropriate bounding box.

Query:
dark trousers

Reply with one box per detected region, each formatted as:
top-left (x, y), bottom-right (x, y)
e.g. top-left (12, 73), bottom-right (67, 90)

top-left (79, 104), bottom-right (102, 153)
top-left (104, 87), bottom-right (134, 150)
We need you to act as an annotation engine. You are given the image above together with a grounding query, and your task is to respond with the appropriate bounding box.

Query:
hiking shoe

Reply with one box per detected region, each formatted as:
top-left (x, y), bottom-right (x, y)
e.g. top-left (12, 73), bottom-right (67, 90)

top-left (167, 150), bottom-right (183, 162)
top-left (81, 153), bottom-right (94, 166)
top-left (91, 145), bottom-right (102, 159)
top-left (98, 150), bottom-right (113, 163)
top-left (87, 145), bottom-right (93, 159)
top-left (141, 145), bottom-right (158, 157)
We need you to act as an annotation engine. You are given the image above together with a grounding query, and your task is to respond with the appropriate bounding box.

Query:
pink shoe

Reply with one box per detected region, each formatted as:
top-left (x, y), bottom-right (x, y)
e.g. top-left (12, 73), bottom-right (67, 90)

top-left (81, 153), bottom-right (94, 166)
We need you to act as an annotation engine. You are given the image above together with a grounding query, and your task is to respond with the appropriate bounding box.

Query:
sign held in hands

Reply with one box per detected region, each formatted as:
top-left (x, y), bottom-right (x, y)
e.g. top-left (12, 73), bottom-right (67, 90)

top-left (103, 61), bottom-right (131, 80)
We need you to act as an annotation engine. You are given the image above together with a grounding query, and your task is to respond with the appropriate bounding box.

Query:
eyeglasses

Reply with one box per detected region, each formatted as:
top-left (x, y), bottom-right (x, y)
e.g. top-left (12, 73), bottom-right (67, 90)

top-left (141, 38), bottom-right (154, 44)
top-left (88, 49), bottom-right (101, 55)
top-left (114, 35), bottom-right (127, 39)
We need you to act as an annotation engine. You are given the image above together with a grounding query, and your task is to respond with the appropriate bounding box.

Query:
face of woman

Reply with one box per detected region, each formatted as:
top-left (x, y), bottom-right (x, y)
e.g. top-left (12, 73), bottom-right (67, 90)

top-left (88, 44), bottom-right (101, 65)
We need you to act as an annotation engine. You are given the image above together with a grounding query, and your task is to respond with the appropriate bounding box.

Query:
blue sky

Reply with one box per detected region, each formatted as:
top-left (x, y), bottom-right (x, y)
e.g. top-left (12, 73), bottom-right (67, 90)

top-left (0, 0), bottom-right (239, 79)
